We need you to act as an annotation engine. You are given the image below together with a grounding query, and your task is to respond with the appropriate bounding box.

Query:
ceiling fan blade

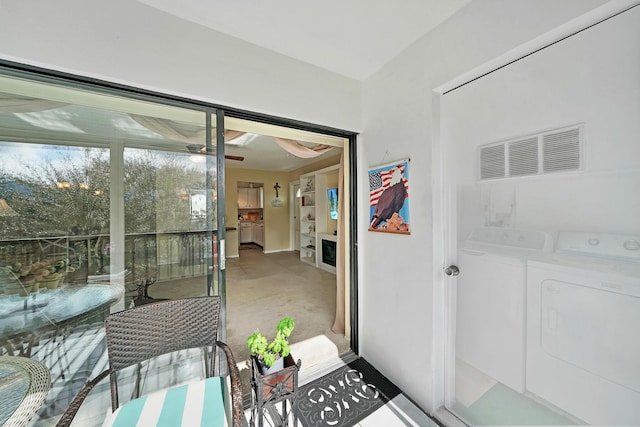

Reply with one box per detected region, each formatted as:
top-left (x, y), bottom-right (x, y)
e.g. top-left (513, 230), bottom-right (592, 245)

top-left (188, 145), bottom-right (243, 161)
top-left (186, 144), bottom-right (207, 154)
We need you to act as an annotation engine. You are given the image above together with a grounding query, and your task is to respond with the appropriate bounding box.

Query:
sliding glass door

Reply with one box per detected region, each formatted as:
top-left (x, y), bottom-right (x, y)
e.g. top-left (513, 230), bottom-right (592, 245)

top-left (0, 72), bottom-right (225, 424)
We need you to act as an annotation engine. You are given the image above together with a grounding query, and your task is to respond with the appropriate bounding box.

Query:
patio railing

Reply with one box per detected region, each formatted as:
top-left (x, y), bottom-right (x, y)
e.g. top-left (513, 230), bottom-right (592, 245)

top-left (0, 230), bottom-right (217, 294)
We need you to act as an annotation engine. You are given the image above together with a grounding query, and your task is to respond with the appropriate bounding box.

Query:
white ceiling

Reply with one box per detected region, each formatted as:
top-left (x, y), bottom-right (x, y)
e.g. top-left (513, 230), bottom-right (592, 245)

top-left (2, 2), bottom-right (473, 173)
top-left (134, 0), bottom-right (471, 170)
top-left (136, 0), bottom-right (471, 80)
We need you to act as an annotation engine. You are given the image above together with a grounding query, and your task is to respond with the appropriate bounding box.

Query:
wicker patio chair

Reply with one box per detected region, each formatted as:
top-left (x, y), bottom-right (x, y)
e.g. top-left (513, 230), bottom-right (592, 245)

top-left (56, 296), bottom-right (243, 427)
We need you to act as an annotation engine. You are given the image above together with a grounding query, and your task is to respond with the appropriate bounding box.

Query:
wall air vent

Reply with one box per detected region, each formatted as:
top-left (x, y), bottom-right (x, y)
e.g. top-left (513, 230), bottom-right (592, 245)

top-left (509, 137), bottom-right (538, 176)
top-left (480, 144), bottom-right (505, 179)
top-left (542, 128), bottom-right (580, 172)
top-left (479, 125), bottom-right (582, 180)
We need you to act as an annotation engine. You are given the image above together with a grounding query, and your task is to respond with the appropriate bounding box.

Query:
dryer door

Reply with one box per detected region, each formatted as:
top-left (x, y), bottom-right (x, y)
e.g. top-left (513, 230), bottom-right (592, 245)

top-left (539, 279), bottom-right (640, 392)
top-left (527, 266), bottom-right (640, 425)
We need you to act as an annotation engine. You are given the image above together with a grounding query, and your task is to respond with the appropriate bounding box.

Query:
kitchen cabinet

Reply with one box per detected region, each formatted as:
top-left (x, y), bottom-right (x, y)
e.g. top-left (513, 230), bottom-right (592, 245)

top-left (253, 223), bottom-right (264, 247)
top-left (238, 187), bottom-right (263, 208)
top-left (239, 223), bottom-right (253, 243)
top-left (240, 221), bottom-right (264, 246)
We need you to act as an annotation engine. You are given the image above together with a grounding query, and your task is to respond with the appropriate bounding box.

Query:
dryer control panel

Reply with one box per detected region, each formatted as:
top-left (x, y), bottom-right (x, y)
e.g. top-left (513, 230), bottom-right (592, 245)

top-left (556, 231), bottom-right (640, 261)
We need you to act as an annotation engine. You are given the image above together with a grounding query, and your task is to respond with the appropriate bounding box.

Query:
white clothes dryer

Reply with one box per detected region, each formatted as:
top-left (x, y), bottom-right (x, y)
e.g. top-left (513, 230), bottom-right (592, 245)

top-left (526, 231), bottom-right (640, 425)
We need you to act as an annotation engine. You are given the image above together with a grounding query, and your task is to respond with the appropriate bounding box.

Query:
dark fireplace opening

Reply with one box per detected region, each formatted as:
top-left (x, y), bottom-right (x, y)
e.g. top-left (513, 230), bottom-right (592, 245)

top-left (321, 239), bottom-right (337, 267)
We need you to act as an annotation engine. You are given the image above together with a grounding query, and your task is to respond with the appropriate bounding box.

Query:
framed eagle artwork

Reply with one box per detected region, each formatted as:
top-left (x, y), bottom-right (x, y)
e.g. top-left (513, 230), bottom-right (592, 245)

top-left (368, 158), bottom-right (410, 234)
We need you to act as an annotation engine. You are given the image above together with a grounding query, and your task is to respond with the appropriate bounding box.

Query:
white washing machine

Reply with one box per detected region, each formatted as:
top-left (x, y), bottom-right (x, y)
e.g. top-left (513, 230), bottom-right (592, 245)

top-left (457, 227), bottom-right (553, 393)
top-left (526, 231), bottom-right (640, 425)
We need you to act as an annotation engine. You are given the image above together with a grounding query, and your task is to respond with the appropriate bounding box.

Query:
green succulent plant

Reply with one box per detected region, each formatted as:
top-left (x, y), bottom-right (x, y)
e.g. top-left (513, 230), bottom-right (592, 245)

top-left (247, 317), bottom-right (295, 368)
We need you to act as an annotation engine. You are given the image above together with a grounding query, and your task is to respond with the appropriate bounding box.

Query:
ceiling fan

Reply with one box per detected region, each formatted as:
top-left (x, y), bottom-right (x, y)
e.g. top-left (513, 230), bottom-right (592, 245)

top-left (186, 144), bottom-right (244, 161)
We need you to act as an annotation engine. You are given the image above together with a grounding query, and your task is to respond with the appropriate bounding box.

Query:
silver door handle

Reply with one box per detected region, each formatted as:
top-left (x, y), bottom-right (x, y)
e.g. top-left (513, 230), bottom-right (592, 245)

top-left (444, 265), bottom-right (460, 276)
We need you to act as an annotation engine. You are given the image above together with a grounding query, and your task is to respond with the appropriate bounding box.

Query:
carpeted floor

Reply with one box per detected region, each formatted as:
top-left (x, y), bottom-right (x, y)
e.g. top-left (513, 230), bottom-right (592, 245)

top-left (149, 249), bottom-right (351, 403)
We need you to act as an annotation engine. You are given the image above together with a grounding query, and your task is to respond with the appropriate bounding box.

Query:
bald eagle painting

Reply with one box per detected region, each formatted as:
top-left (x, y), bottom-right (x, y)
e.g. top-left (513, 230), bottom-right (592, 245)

top-left (368, 159), bottom-right (410, 234)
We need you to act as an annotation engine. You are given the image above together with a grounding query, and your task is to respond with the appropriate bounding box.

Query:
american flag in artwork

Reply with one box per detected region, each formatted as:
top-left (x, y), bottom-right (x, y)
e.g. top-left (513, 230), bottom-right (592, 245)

top-left (369, 164), bottom-right (409, 206)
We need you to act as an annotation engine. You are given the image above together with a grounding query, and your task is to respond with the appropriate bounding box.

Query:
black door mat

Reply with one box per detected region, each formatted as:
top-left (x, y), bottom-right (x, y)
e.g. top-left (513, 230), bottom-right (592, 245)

top-left (240, 243), bottom-right (262, 250)
top-left (293, 357), bottom-right (401, 426)
top-left (240, 243), bottom-right (262, 251)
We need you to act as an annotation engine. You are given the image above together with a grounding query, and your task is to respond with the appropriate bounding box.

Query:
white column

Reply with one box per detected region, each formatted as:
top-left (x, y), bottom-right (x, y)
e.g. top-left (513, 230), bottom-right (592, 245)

top-left (110, 140), bottom-right (126, 312)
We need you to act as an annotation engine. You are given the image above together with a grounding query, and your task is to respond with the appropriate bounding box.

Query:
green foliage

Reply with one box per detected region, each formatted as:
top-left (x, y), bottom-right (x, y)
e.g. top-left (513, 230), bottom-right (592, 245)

top-left (247, 317), bottom-right (295, 368)
top-left (1, 146), bottom-right (215, 241)
top-left (0, 149), bottom-right (111, 240)
top-left (1, 143), bottom-right (218, 281)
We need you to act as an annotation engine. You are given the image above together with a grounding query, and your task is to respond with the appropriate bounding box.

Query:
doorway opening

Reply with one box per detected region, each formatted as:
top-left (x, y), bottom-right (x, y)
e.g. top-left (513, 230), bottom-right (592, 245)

top-left (237, 181), bottom-right (264, 254)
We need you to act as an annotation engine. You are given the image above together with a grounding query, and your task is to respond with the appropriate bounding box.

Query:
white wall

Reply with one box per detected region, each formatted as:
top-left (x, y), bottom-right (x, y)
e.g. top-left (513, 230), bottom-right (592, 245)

top-left (358, 0), bottom-right (615, 414)
top-left (0, 0), bottom-right (361, 132)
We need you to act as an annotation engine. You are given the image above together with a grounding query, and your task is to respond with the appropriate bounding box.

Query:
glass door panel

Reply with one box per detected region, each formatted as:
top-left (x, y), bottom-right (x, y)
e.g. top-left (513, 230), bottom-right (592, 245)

top-left (442, 9), bottom-right (640, 426)
top-left (0, 73), bottom-right (224, 425)
top-left (122, 143), bottom-right (218, 304)
top-left (119, 110), bottom-right (220, 303)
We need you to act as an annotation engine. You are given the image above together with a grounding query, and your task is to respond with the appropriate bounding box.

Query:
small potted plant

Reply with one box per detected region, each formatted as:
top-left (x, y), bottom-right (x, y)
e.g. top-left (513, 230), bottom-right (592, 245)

top-left (36, 259), bottom-right (77, 290)
top-left (247, 317), bottom-right (295, 374)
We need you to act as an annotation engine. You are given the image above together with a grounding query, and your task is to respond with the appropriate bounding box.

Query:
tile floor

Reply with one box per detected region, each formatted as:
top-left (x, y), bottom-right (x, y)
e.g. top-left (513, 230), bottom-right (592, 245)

top-left (243, 352), bottom-right (440, 427)
top-left (25, 249), bottom-right (439, 426)
top-left (29, 337), bottom-right (439, 426)
top-left (356, 395), bottom-right (441, 427)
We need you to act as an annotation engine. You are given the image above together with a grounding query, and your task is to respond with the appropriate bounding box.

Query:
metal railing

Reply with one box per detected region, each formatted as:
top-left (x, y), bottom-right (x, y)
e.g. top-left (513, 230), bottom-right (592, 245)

top-left (0, 230), bottom-right (216, 289)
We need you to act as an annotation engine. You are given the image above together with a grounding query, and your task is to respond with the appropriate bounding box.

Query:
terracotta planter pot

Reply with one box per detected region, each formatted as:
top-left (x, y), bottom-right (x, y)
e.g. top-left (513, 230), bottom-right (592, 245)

top-left (22, 280), bottom-right (36, 295)
top-left (38, 275), bottom-right (63, 290)
top-left (3, 281), bottom-right (32, 296)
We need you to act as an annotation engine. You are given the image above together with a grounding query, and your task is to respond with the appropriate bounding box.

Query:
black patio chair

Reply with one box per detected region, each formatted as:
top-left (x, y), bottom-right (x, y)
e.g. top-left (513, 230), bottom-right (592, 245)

top-left (55, 296), bottom-right (243, 427)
